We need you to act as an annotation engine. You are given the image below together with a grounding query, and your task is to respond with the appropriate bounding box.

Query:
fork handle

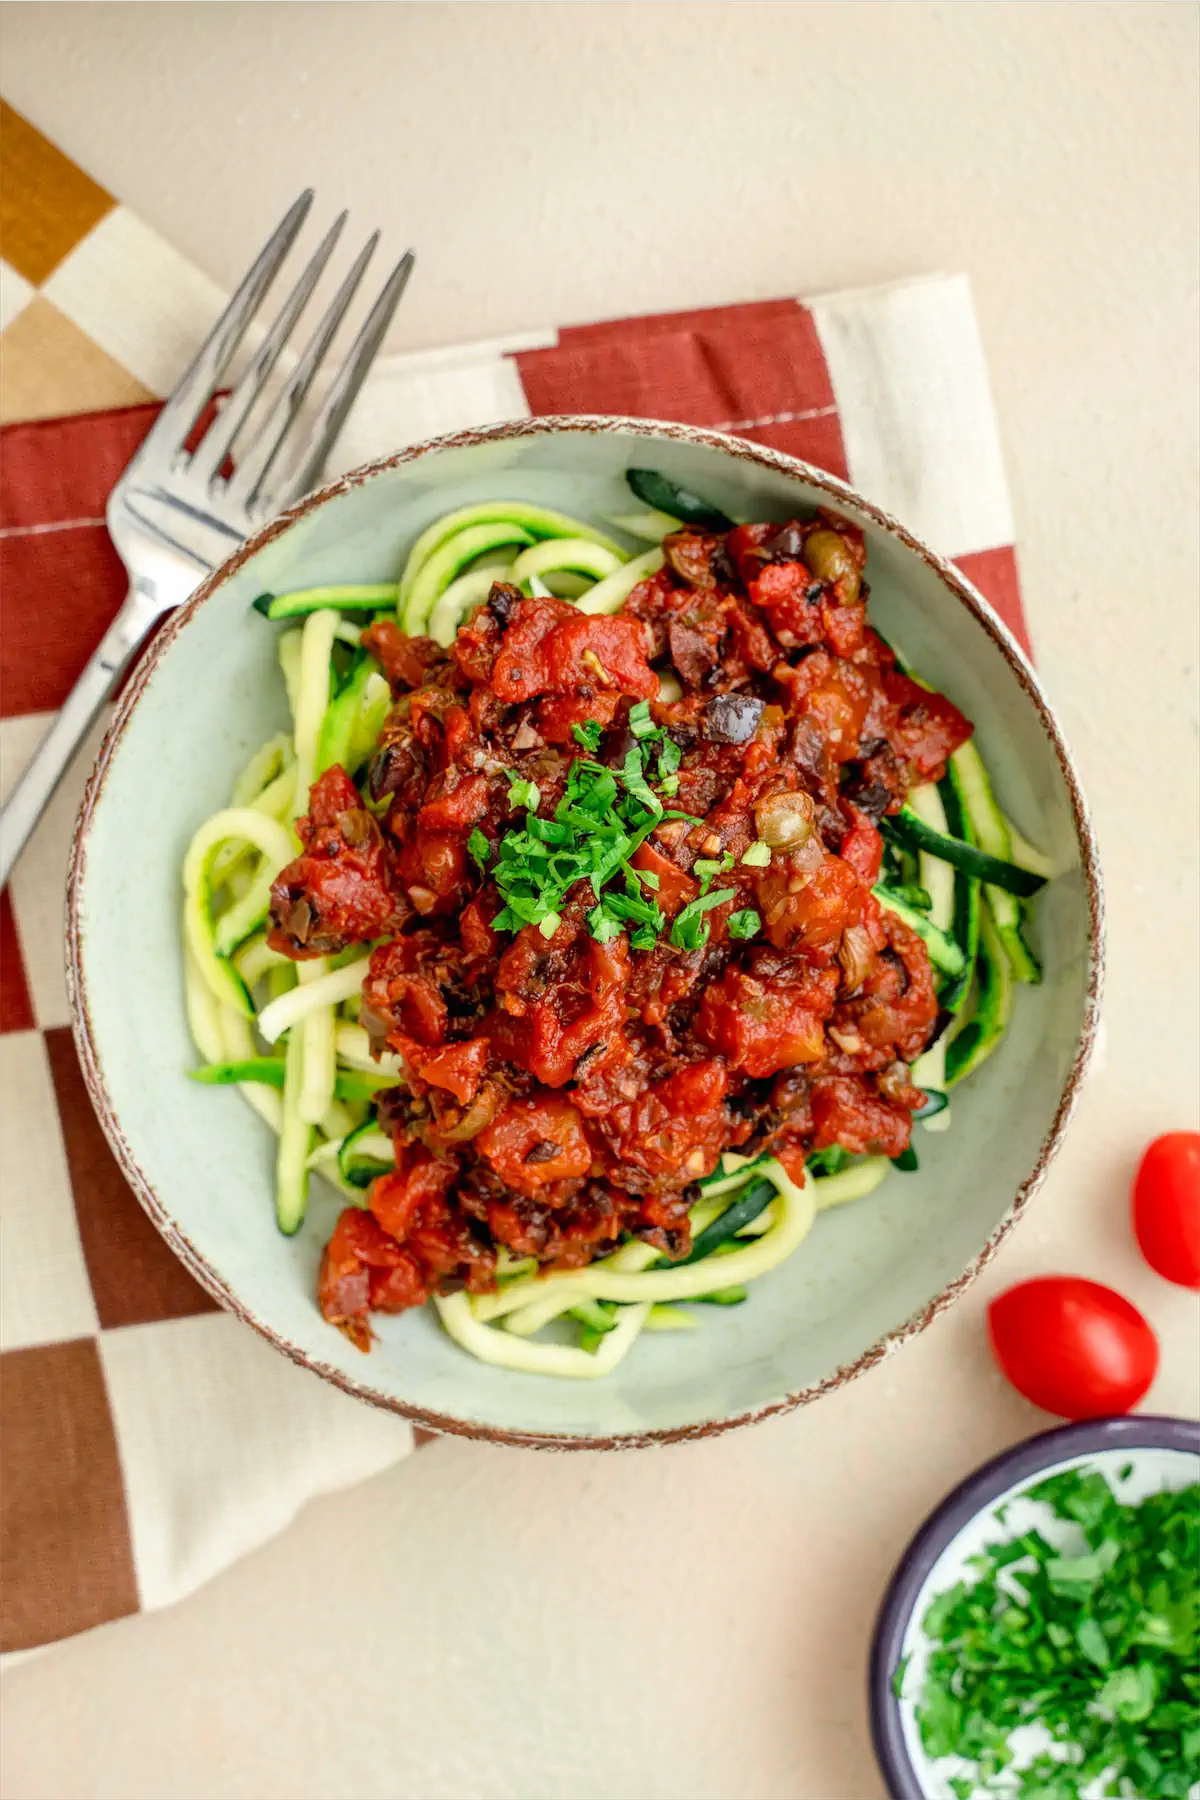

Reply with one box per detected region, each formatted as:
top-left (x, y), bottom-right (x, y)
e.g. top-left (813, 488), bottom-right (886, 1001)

top-left (0, 584), bottom-right (160, 891)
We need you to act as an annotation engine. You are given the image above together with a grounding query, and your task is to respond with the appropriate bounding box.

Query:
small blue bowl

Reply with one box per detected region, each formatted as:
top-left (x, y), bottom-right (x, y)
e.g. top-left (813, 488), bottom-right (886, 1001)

top-left (869, 1414), bottom-right (1200, 1800)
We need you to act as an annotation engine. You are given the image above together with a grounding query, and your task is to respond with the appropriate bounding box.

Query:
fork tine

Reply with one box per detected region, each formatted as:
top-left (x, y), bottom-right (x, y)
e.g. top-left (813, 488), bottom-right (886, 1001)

top-left (274, 249), bottom-right (416, 509)
top-left (189, 210), bottom-right (348, 485)
top-left (224, 231), bottom-right (380, 509)
top-left (137, 190), bottom-right (314, 462)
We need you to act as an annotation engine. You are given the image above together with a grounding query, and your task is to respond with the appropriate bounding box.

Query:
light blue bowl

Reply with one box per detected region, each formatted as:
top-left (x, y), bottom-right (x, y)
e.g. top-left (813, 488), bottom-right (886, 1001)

top-left (67, 417), bottom-right (1103, 1448)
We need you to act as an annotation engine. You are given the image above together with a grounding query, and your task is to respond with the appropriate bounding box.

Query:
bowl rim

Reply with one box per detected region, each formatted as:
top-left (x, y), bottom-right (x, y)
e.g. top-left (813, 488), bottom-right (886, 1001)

top-left (867, 1413), bottom-right (1200, 1799)
top-left (65, 412), bottom-right (1105, 1451)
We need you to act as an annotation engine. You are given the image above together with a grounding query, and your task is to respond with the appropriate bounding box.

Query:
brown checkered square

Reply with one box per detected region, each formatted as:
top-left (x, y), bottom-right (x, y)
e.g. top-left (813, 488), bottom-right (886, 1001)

top-left (44, 1027), bottom-right (218, 1330)
top-left (0, 1338), bottom-right (137, 1650)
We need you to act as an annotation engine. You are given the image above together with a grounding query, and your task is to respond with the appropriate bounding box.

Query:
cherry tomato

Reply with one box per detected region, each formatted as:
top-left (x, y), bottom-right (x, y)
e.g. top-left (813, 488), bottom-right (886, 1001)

top-left (988, 1277), bottom-right (1158, 1419)
top-left (1132, 1131), bottom-right (1200, 1289)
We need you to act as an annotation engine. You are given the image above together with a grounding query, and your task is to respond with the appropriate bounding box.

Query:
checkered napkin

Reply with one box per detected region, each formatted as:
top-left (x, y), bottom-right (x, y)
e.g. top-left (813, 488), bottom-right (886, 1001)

top-left (0, 101), bottom-right (1031, 1655)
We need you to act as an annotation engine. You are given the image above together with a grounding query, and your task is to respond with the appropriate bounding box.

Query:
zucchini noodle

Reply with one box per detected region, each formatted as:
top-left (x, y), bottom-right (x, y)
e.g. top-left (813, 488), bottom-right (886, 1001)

top-left (234, 930), bottom-right (292, 986)
top-left (230, 733), bottom-right (293, 808)
top-left (255, 959), bottom-right (367, 1044)
top-left (291, 608), bottom-right (340, 818)
top-left (296, 958), bottom-right (337, 1126)
top-left (576, 547), bottom-right (664, 616)
top-left (435, 1292), bottom-right (652, 1380)
top-left (182, 486), bottom-right (1058, 1378)
top-left (219, 999), bottom-right (284, 1133)
top-left (275, 1024), bottom-right (312, 1234)
top-left (278, 629), bottom-right (303, 722)
top-left (644, 1304), bottom-right (698, 1332)
top-left (334, 1023), bottom-right (405, 1076)
top-left (509, 537), bottom-right (624, 586)
top-left (183, 941), bottom-right (226, 1063)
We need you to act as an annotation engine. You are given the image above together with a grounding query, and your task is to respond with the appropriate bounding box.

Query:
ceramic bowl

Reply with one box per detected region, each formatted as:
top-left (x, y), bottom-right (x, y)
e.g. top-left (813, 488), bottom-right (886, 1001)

top-left (67, 416), bottom-right (1103, 1448)
top-left (869, 1415), bottom-right (1200, 1799)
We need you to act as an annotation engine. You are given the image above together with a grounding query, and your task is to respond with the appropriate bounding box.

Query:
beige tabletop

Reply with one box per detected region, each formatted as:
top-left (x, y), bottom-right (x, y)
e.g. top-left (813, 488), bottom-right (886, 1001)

top-left (1, 5), bottom-right (1197, 1798)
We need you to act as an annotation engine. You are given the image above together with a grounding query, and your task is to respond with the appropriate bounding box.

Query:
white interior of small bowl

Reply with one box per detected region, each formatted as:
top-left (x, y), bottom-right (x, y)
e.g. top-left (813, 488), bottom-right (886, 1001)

top-left (73, 423), bottom-right (1097, 1442)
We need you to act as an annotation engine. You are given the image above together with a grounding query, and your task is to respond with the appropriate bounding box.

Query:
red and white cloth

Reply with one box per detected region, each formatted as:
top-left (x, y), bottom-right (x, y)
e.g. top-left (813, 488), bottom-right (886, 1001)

top-left (0, 147), bottom-right (1028, 1654)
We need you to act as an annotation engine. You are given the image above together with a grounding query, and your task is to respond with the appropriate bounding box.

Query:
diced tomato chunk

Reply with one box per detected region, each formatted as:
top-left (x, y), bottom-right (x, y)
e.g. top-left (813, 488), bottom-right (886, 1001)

top-left (418, 773), bottom-right (489, 834)
top-left (460, 896), bottom-right (498, 960)
top-left (695, 965), bottom-right (838, 1077)
top-left (840, 908), bottom-right (939, 1062)
top-left (393, 828), bottom-right (469, 914)
top-left (630, 841), bottom-right (699, 920)
top-left (882, 669), bottom-right (972, 780)
top-left (726, 522), bottom-right (776, 583)
top-left (318, 1208), bottom-right (423, 1347)
top-left (606, 1059), bottom-right (730, 1182)
top-left (810, 1075), bottom-right (912, 1158)
top-left (821, 600), bottom-right (866, 657)
top-left (726, 599), bottom-right (778, 670)
top-left (488, 932), bottom-right (629, 1087)
top-left (268, 765), bottom-right (402, 958)
top-left (475, 1095), bottom-right (593, 1195)
top-left (368, 1254), bottom-right (430, 1313)
top-left (361, 620), bottom-right (448, 692)
top-left (756, 854), bottom-right (863, 960)
top-left (536, 688), bottom-right (621, 745)
top-left (307, 766), bottom-right (362, 824)
top-left (369, 1148), bottom-right (459, 1242)
top-left (491, 597), bottom-right (656, 703)
top-left (363, 942), bottom-right (448, 1047)
top-left (749, 560), bottom-right (824, 648)
top-left (800, 680), bottom-right (869, 762)
top-left (413, 1038), bottom-right (490, 1105)
top-left (840, 822), bottom-right (883, 885)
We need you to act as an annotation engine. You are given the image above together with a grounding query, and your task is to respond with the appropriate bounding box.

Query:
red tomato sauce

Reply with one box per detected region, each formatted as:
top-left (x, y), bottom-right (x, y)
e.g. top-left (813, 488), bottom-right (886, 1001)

top-left (267, 511), bottom-right (971, 1349)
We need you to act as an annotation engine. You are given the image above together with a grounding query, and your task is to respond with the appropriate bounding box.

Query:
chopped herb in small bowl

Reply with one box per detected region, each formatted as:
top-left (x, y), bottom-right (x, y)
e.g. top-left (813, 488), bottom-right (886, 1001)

top-left (870, 1418), bottom-right (1200, 1800)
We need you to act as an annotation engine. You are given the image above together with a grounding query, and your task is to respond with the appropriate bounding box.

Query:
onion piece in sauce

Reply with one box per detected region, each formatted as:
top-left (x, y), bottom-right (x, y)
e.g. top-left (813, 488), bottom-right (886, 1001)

top-left (754, 790), bottom-right (817, 851)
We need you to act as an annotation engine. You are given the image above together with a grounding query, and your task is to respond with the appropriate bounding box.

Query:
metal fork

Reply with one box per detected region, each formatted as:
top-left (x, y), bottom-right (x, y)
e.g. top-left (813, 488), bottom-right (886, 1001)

top-left (0, 192), bottom-right (414, 888)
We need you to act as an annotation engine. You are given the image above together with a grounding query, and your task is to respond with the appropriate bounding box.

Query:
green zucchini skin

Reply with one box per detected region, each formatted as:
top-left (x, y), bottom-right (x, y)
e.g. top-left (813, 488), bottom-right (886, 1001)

top-left (189, 1061), bottom-right (398, 1103)
top-left (337, 1121), bottom-right (396, 1189)
top-left (316, 652), bottom-right (389, 779)
top-left (625, 468), bottom-right (734, 531)
top-left (946, 908), bottom-right (1014, 1086)
top-left (256, 586), bottom-right (398, 620)
top-left (872, 886), bottom-right (967, 977)
top-left (950, 742), bottom-right (1043, 985)
top-left (660, 1178), bottom-right (776, 1268)
top-left (936, 766), bottom-right (983, 1016)
top-left (190, 1058), bottom-right (286, 1088)
top-left (882, 809), bottom-right (1045, 898)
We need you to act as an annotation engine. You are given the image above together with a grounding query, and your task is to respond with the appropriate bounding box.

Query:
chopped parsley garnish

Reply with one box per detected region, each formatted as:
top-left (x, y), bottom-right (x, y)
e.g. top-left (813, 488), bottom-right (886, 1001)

top-left (621, 743), bottom-right (661, 815)
top-left (903, 1466), bottom-right (1199, 1800)
top-left (482, 704), bottom-right (762, 950)
top-left (484, 729), bottom-right (695, 943)
top-left (506, 774), bottom-right (541, 812)
top-left (693, 851), bottom-right (735, 892)
top-left (670, 887), bottom-right (733, 951)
